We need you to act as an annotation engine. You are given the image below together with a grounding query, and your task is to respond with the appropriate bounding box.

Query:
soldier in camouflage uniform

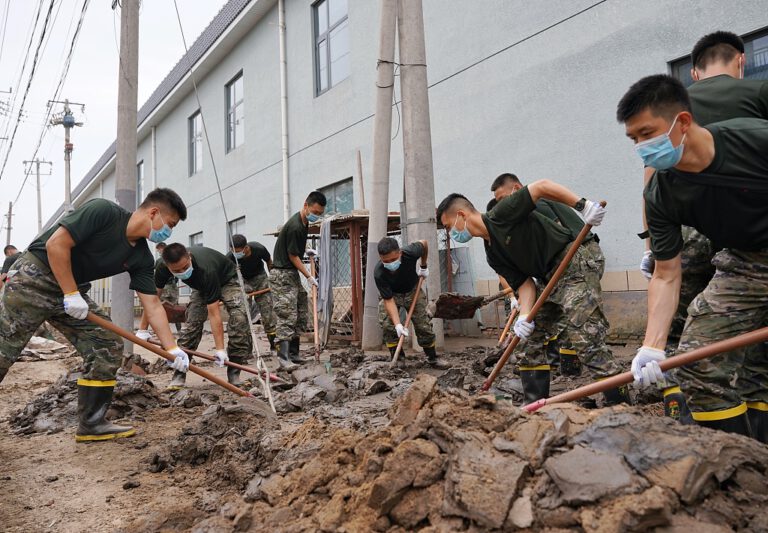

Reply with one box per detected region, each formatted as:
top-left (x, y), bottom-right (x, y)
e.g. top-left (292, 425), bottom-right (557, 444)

top-left (619, 74), bottom-right (768, 440)
top-left (374, 237), bottom-right (447, 368)
top-left (156, 244), bottom-right (253, 388)
top-left (227, 234), bottom-right (277, 352)
top-left (270, 191), bottom-right (326, 370)
top-left (438, 184), bottom-right (629, 406)
top-left (0, 190), bottom-right (189, 442)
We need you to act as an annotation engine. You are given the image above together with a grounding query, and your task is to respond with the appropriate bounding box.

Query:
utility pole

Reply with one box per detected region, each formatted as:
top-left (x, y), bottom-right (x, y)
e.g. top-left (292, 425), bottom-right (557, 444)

top-left (361, 0), bottom-right (398, 351)
top-left (23, 159), bottom-right (52, 234)
top-left (112, 0), bottom-right (140, 355)
top-left (49, 99), bottom-right (84, 213)
top-left (5, 202), bottom-right (11, 246)
top-left (397, 0), bottom-right (444, 350)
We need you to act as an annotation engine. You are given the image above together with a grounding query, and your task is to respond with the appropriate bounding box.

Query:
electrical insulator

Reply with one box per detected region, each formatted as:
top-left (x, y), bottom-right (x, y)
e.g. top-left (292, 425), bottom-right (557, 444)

top-left (62, 114), bottom-right (76, 128)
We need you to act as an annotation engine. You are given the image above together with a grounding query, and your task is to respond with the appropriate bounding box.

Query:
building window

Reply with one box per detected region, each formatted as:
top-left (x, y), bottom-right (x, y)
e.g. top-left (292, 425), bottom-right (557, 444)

top-left (189, 111), bottom-right (203, 175)
top-left (319, 177), bottom-right (353, 215)
top-left (313, 0), bottom-right (350, 95)
top-left (228, 216), bottom-right (246, 240)
top-left (136, 160), bottom-right (144, 208)
top-left (189, 232), bottom-right (204, 247)
top-left (670, 28), bottom-right (768, 87)
top-left (226, 73), bottom-right (244, 152)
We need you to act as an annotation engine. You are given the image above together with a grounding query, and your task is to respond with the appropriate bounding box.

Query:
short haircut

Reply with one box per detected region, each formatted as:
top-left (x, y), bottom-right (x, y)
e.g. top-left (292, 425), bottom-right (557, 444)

top-left (306, 190), bottom-right (327, 207)
top-left (155, 242), bottom-right (167, 250)
top-left (691, 31), bottom-right (744, 70)
top-left (3, 245), bottom-right (17, 255)
top-left (486, 198), bottom-right (498, 211)
top-left (616, 74), bottom-right (692, 123)
top-left (140, 188), bottom-right (188, 220)
top-left (491, 173), bottom-right (521, 192)
top-left (436, 193), bottom-right (475, 222)
top-left (231, 234), bottom-right (247, 249)
top-left (162, 242), bottom-right (189, 264)
top-left (377, 237), bottom-right (400, 256)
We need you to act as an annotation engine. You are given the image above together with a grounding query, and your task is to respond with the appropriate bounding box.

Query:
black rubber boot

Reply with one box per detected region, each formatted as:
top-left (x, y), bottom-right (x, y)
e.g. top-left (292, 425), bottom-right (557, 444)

top-left (424, 346), bottom-right (449, 370)
top-left (603, 384), bottom-right (631, 406)
top-left (278, 340), bottom-right (298, 371)
top-left (663, 387), bottom-right (694, 425)
top-left (559, 350), bottom-right (582, 377)
top-left (696, 410), bottom-right (752, 437)
top-left (545, 338), bottom-right (560, 370)
top-left (520, 368), bottom-right (550, 404)
top-left (167, 370), bottom-right (187, 391)
top-left (289, 337), bottom-right (305, 365)
top-left (747, 404), bottom-right (768, 444)
top-left (267, 333), bottom-right (277, 352)
top-left (75, 380), bottom-right (135, 443)
top-left (227, 367), bottom-right (241, 386)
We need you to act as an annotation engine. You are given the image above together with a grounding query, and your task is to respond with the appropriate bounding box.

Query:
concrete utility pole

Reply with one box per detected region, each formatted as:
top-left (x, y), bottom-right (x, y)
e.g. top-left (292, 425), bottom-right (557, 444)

top-left (361, 0), bottom-right (398, 351)
top-left (50, 100), bottom-right (83, 213)
top-left (23, 159), bottom-right (53, 234)
top-left (112, 0), bottom-right (140, 354)
top-left (397, 0), bottom-right (444, 350)
top-left (278, 0), bottom-right (290, 222)
top-left (5, 202), bottom-right (11, 247)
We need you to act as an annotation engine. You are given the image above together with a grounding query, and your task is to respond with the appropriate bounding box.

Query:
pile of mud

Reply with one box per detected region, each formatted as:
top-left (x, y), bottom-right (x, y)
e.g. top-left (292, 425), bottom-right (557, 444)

top-left (9, 369), bottom-right (166, 435)
top-left (152, 374), bottom-right (768, 532)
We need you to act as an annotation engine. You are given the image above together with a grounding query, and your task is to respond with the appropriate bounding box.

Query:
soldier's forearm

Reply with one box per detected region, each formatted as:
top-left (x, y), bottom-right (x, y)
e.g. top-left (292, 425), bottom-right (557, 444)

top-left (643, 256), bottom-right (682, 350)
top-left (47, 244), bottom-right (78, 294)
top-left (419, 240), bottom-right (428, 264)
top-left (384, 298), bottom-right (400, 325)
top-left (517, 278), bottom-right (536, 315)
top-left (140, 294), bottom-right (176, 349)
top-left (207, 303), bottom-right (226, 350)
top-left (289, 254), bottom-right (311, 278)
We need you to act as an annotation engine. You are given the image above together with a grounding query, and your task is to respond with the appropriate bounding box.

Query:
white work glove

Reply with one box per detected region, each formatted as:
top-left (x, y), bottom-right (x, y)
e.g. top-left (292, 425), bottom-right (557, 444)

top-left (135, 329), bottom-right (152, 341)
top-left (513, 314), bottom-right (535, 340)
top-left (63, 291), bottom-right (89, 320)
top-left (395, 323), bottom-right (409, 338)
top-left (580, 200), bottom-right (606, 226)
top-left (509, 296), bottom-right (520, 310)
top-left (417, 264), bottom-right (429, 278)
top-left (167, 346), bottom-right (190, 373)
top-left (214, 349), bottom-right (229, 368)
top-left (307, 276), bottom-right (319, 288)
top-left (306, 249), bottom-right (318, 258)
top-left (640, 251), bottom-right (655, 280)
top-left (631, 346), bottom-right (667, 388)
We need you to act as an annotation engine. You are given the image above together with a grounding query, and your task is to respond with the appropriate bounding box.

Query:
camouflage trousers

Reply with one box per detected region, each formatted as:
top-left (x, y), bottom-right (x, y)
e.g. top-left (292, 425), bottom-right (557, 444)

top-left (176, 279), bottom-right (253, 363)
top-left (244, 273), bottom-right (276, 335)
top-left (160, 281), bottom-right (179, 305)
top-left (516, 245), bottom-right (620, 378)
top-left (675, 248), bottom-right (768, 417)
top-left (0, 253), bottom-right (123, 383)
top-left (270, 268), bottom-right (308, 343)
top-left (378, 287), bottom-right (435, 349)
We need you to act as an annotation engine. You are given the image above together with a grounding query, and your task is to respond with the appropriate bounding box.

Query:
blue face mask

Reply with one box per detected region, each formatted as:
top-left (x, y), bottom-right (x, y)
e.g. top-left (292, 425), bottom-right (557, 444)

top-left (148, 213), bottom-right (173, 243)
top-left (233, 251), bottom-right (245, 260)
top-left (174, 264), bottom-right (194, 281)
top-left (307, 212), bottom-right (321, 223)
top-left (383, 259), bottom-right (401, 271)
top-left (635, 115), bottom-right (686, 170)
top-left (450, 215), bottom-right (473, 244)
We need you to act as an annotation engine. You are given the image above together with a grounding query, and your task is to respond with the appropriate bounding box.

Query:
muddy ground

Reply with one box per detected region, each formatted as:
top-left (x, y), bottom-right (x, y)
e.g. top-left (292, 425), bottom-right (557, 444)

top-left (1, 330), bottom-right (765, 532)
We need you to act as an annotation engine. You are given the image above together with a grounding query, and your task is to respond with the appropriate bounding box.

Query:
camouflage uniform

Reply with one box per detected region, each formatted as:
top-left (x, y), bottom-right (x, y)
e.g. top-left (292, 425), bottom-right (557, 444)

top-left (244, 273), bottom-right (276, 336)
top-left (674, 248), bottom-right (768, 415)
top-left (516, 245), bottom-right (621, 378)
top-left (176, 279), bottom-right (253, 363)
top-left (270, 268), bottom-right (308, 343)
top-left (378, 286), bottom-right (435, 350)
top-left (0, 254), bottom-right (123, 383)
top-left (160, 280), bottom-right (179, 305)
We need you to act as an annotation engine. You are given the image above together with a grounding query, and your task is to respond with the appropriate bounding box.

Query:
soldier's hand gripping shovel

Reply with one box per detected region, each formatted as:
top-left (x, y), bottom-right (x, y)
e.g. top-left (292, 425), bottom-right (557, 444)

top-left (310, 255), bottom-right (321, 362)
top-left (481, 201), bottom-right (606, 392)
top-left (390, 277), bottom-right (425, 368)
top-left (427, 287), bottom-right (513, 320)
top-left (523, 325), bottom-right (768, 413)
top-left (87, 313), bottom-right (253, 398)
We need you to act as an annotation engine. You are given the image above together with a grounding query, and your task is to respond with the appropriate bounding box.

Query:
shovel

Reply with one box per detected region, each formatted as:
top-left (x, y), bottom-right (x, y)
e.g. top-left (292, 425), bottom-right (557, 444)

top-left (481, 202), bottom-right (605, 392)
top-left (428, 287), bottom-right (513, 320)
top-left (87, 312), bottom-right (253, 398)
top-left (247, 288), bottom-right (270, 298)
top-left (390, 277), bottom-right (425, 368)
top-left (310, 255), bottom-right (321, 362)
top-left (523, 325), bottom-right (768, 413)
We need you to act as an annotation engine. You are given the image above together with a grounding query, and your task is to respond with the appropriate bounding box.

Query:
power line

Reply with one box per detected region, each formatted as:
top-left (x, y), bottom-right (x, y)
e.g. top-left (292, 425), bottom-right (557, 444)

top-left (0, 0), bottom-right (11, 69)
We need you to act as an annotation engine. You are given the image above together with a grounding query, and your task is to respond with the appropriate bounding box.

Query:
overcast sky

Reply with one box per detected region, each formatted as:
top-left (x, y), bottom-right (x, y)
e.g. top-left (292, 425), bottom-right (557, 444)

top-left (0, 0), bottom-right (227, 248)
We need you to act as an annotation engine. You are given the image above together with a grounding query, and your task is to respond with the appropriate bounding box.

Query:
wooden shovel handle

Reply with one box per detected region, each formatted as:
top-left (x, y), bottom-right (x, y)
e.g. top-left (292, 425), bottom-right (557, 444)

top-left (310, 256), bottom-right (320, 361)
top-left (390, 277), bottom-right (425, 368)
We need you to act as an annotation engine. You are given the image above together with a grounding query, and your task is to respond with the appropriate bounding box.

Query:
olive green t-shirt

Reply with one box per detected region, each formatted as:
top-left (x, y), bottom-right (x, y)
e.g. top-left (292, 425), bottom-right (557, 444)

top-left (688, 75), bottom-right (768, 126)
top-left (1, 252), bottom-right (20, 274)
top-left (28, 198), bottom-right (156, 294)
top-left (645, 118), bottom-right (768, 260)
top-left (155, 246), bottom-right (236, 305)
top-left (272, 212), bottom-right (308, 270)
top-left (482, 186), bottom-right (573, 289)
top-left (226, 241), bottom-right (271, 278)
